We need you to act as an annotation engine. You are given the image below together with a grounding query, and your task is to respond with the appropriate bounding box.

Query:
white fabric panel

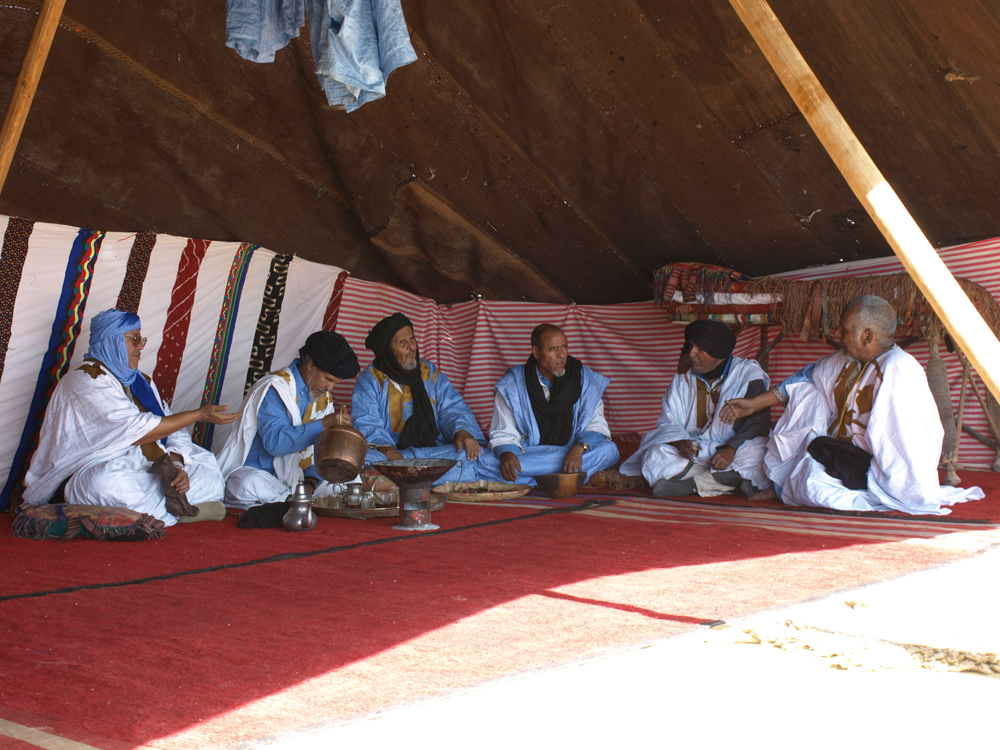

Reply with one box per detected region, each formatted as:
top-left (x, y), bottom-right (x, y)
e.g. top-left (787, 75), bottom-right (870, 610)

top-left (272, 255), bottom-right (344, 373)
top-left (0, 221), bottom-right (79, 484)
top-left (170, 242), bottom-right (242, 413)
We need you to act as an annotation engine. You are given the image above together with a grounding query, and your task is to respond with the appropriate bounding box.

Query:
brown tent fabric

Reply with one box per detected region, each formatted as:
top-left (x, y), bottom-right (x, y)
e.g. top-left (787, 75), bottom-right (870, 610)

top-left (1, 0), bottom-right (999, 304)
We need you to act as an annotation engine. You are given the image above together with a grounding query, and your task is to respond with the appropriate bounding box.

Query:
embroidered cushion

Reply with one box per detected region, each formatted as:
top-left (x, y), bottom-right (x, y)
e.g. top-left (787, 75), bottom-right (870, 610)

top-left (12, 503), bottom-right (167, 541)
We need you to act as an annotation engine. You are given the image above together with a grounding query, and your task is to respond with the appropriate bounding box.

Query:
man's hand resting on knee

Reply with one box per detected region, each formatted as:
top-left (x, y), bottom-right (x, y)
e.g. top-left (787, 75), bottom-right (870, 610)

top-left (708, 445), bottom-right (736, 471)
top-left (562, 443), bottom-right (585, 474)
top-left (499, 451), bottom-right (521, 482)
top-left (454, 430), bottom-right (482, 460)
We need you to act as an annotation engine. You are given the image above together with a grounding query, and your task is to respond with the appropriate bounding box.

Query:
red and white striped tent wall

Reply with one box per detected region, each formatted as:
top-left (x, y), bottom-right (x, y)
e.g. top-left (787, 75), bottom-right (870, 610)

top-left (331, 237), bottom-right (1000, 470)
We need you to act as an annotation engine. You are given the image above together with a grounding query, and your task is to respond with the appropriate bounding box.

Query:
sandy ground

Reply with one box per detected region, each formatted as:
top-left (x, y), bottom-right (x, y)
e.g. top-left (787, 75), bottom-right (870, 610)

top-left (248, 544), bottom-right (1000, 750)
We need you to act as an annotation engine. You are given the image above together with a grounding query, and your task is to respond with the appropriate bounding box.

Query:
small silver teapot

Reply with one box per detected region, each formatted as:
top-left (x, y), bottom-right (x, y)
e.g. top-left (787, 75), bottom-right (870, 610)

top-left (282, 479), bottom-right (317, 532)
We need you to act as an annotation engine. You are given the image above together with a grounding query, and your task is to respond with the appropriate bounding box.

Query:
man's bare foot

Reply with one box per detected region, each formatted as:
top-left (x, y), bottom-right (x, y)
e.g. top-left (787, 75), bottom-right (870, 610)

top-left (749, 487), bottom-right (779, 501)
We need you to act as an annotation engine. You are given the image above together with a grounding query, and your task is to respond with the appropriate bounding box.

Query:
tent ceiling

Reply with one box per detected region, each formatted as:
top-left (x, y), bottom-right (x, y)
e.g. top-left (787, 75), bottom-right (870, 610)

top-left (1, 0), bottom-right (998, 304)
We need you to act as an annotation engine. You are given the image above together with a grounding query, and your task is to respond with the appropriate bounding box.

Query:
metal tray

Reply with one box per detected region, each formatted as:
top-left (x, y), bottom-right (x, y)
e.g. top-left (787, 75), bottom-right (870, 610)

top-left (313, 497), bottom-right (445, 519)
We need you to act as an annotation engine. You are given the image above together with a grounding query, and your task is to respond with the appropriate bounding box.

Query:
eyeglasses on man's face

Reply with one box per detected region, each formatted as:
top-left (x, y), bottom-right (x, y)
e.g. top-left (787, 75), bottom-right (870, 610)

top-left (124, 334), bottom-right (147, 348)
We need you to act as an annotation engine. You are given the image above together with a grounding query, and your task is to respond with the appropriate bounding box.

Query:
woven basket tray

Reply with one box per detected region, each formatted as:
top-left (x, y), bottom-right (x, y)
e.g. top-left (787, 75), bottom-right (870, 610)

top-left (431, 481), bottom-right (531, 503)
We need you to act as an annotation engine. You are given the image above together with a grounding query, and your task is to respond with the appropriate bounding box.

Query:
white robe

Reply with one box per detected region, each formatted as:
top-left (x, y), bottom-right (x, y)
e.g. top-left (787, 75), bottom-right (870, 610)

top-left (22, 361), bottom-right (225, 526)
top-left (214, 368), bottom-right (348, 508)
top-left (768, 346), bottom-right (983, 515)
top-left (620, 356), bottom-right (770, 495)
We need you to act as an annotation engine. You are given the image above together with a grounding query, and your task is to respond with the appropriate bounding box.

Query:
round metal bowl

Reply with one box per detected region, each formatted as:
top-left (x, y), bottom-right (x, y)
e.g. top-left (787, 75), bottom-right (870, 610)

top-left (370, 458), bottom-right (457, 488)
top-left (534, 472), bottom-right (586, 499)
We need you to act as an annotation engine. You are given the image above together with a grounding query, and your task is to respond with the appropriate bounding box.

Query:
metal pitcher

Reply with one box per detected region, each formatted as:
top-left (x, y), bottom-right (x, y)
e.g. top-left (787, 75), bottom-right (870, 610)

top-left (314, 407), bottom-right (367, 483)
top-left (283, 479), bottom-right (318, 532)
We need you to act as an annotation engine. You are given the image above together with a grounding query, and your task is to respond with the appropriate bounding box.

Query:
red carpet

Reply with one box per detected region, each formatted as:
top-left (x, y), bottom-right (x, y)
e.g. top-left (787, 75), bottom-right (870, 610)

top-left (2, 473), bottom-right (998, 749)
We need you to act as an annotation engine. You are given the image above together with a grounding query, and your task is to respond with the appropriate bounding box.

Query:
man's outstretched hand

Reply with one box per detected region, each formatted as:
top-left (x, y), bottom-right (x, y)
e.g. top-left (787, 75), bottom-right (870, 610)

top-left (200, 404), bottom-right (241, 424)
top-left (718, 398), bottom-right (755, 424)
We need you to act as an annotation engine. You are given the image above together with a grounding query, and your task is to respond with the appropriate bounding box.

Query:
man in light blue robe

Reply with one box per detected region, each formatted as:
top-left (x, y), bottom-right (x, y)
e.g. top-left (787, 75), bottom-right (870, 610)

top-left (352, 313), bottom-right (485, 486)
top-left (479, 324), bottom-right (619, 486)
top-left (216, 331), bottom-right (360, 508)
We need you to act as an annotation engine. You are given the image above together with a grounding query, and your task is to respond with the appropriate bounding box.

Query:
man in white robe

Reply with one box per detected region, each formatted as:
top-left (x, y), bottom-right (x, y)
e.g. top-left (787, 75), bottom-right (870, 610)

top-left (216, 331), bottom-right (360, 509)
top-left (720, 295), bottom-right (983, 515)
top-left (479, 324), bottom-right (619, 486)
top-left (620, 319), bottom-right (771, 497)
top-left (22, 309), bottom-right (239, 526)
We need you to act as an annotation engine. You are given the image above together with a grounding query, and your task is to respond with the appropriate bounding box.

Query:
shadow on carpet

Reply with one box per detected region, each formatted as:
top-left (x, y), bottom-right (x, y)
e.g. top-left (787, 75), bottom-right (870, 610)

top-left (2, 474), bottom-right (998, 749)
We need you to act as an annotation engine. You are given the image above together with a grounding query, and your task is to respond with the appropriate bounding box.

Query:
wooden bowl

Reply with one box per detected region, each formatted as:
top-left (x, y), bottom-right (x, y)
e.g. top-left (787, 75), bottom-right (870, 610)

top-left (534, 472), bottom-right (585, 499)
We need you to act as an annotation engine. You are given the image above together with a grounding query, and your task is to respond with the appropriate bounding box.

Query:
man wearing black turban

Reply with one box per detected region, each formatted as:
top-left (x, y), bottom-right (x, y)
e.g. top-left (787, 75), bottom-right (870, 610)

top-left (620, 319), bottom-right (772, 498)
top-left (216, 330), bottom-right (361, 508)
top-left (351, 313), bottom-right (486, 486)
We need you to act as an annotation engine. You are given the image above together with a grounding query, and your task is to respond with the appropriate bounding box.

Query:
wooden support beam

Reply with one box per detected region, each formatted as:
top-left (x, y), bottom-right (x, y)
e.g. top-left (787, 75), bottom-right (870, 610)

top-left (0, 0), bottom-right (67, 194)
top-left (728, 0), bottom-right (1000, 401)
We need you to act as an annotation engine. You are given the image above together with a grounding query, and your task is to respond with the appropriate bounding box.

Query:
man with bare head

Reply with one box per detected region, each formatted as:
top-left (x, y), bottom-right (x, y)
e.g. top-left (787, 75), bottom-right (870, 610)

top-left (351, 312), bottom-right (485, 486)
top-left (480, 324), bottom-right (619, 485)
top-left (720, 295), bottom-right (982, 514)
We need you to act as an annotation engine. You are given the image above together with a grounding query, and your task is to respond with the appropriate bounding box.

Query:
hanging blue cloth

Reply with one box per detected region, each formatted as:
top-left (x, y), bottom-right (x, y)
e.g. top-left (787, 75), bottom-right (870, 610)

top-left (226, 0), bottom-right (417, 112)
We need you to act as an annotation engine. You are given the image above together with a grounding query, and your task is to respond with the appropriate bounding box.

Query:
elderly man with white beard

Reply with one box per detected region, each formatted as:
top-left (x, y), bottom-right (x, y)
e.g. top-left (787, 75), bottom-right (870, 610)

top-left (351, 312), bottom-right (486, 486)
top-left (719, 295), bottom-right (983, 515)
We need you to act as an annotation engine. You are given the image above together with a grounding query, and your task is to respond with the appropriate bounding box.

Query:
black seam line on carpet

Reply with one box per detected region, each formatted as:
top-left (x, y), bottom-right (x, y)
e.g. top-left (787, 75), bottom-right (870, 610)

top-left (0, 498), bottom-right (617, 603)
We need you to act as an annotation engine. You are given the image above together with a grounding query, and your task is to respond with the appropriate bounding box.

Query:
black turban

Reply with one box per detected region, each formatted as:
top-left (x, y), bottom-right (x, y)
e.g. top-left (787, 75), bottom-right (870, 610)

top-left (683, 320), bottom-right (736, 360)
top-left (364, 313), bottom-right (439, 449)
top-left (364, 312), bottom-right (412, 357)
top-left (299, 331), bottom-right (360, 379)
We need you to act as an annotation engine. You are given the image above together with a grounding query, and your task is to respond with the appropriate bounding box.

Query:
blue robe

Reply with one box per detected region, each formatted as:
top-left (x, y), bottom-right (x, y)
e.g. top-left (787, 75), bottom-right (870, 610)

top-left (351, 359), bottom-right (485, 485)
top-left (479, 364), bottom-right (619, 486)
top-left (244, 360), bottom-right (323, 482)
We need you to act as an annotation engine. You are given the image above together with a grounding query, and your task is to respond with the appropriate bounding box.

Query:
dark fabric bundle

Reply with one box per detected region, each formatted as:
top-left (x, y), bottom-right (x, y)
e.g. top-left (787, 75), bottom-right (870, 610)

top-left (525, 354), bottom-right (583, 445)
top-left (364, 313), bottom-right (438, 449)
top-left (807, 436), bottom-right (873, 490)
top-left (300, 330), bottom-right (360, 379)
top-left (236, 502), bottom-right (290, 529)
top-left (682, 319), bottom-right (737, 360)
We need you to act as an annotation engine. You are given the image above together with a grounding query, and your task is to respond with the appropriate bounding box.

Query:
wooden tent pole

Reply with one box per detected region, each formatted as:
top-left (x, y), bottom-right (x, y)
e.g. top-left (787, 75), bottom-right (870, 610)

top-left (727, 0), bottom-right (1000, 400)
top-left (0, 0), bottom-right (67, 195)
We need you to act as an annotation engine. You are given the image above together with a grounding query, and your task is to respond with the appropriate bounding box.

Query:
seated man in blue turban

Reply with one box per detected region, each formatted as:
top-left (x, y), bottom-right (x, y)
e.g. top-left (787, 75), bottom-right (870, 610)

top-left (479, 324), bottom-right (619, 486)
top-left (352, 313), bottom-right (485, 486)
top-left (22, 309), bottom-right (239, 525)
top-left (216, 330), bottom-right (361, 508)
top-left (620, 319), bottom-right (771, 497)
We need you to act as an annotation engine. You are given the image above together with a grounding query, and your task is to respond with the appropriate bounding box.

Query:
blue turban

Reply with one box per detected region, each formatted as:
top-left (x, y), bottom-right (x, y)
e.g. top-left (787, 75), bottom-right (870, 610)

top-left (85, 309), bottom-right (164, 417)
